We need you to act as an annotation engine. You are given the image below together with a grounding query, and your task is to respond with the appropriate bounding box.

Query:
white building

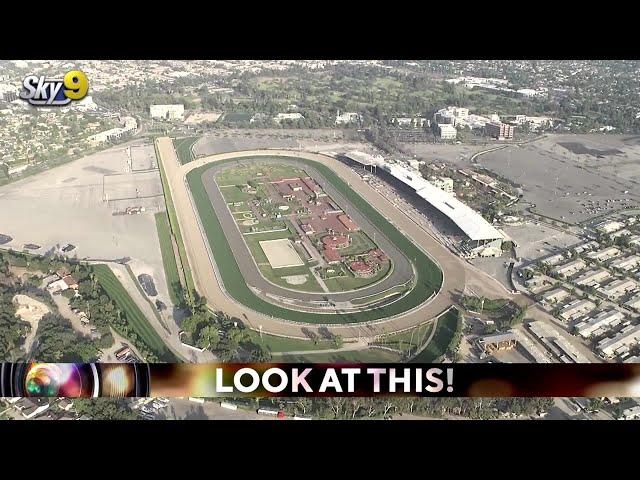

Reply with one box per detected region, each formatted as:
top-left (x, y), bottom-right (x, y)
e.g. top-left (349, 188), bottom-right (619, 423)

top-left (624, 294), bottom-right (640, 311)
top-left (621, 405), bottom-right (640, 420)
top-left (87, 116), bottom-right (138, 144)
top-left (516, 89), bottom-right (546, 98)
top-left (628, 235), bottom-right (640, 247)
top-left (574, 268), bottom-right (611, 287)
top-left (574, 240), bottom-right (600, 254)
top-left (610, 229), bottom-right (632, 240)
top-left (552, 259), bottom-right (586, 277)
top-left (274, 113), bottom-right (304, 123)
top-left (596, 220), bottom-right (625, 235)
top-left (610, 255), bottom-right (640, 272)
top-left (437, 124), bottom-right (457, 140)
top-left (587, 247), bottom-right (621, 262)
top-left (559, 299), bottom-right (596, 321)
top-left (599, 279), bottom-right (639, 300)
top-left (392, 116), bottom-right (428, 128)
top-left (541, 287), bottom-right (570, 304)
top-left (574, 310), bottom-right (625, 338)
top-left (150, 104), bottom-right (185, 121)
top-left (344, 154), bottom-right (502, 248)
top-left (335, 111), bottom-right (361, 125)
top-left (597, 324), bottom-right (640, 358)
top-left (542, 253), bottom-right (566, 266)
top-left (512, 115), bottom-right (553, 130)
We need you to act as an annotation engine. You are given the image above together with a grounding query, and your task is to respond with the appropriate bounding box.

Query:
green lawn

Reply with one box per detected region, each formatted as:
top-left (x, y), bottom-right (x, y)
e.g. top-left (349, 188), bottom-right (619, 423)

top-left (410, 309), bottom-right (460, 363)
top-left (156, 141), bottom-right (194, 295)
top-left (334, 230), bottom-right (377, 256)
top-left (374, 322), bottom-right (433, 353)
top-left (215, 162), bottom-right (306, 186)
top-left (154, 212), bottom-right (182, 304)
top-left (186, 155), bottom-right (442, 324)
top-left (218, 185), bottom-right (251, 203)
top-left (322, 261), bottom-right (391, 292)
top-left (222, 112), bottom-right (252, 124)
top-left (244, 330), bottom-right (334, 352)
top-left (351, 284), bottom-right (409, 305)
top-left (92, 264), bottom-right (174, 361)
top-left (172, 137), bottom-right (199, 165)
top-left (279, 348), bottom-right (404, 363)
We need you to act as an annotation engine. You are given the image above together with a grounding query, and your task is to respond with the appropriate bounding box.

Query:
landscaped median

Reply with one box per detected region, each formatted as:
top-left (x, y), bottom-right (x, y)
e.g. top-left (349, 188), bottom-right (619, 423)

top-left (186, 155), bottom-right (443, 324)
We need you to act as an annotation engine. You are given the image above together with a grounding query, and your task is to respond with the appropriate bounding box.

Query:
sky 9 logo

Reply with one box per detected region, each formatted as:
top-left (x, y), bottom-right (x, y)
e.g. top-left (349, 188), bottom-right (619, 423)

top-left (20, 70), bottom-right (89, 106)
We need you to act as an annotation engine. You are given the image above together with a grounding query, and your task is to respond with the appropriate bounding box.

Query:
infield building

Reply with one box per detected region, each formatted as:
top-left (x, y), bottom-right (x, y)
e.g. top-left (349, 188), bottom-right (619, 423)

top-left (340, 152), bottom-right (504, 257)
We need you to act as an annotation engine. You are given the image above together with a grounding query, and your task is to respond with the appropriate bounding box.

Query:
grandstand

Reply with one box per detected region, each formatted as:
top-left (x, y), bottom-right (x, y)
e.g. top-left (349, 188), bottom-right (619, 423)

top-left (340, 152), bottom-right (503, 256)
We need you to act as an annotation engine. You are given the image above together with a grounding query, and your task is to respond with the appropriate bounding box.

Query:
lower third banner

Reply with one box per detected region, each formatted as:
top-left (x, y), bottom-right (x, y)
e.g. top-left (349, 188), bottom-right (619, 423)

top-left (2, 363), bottom-right (640, 398)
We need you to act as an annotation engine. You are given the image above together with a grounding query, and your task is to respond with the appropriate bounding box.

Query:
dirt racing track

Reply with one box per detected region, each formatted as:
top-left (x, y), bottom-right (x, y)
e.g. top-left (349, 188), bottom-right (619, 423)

top-left (157, 137), bottom-right (468, 340)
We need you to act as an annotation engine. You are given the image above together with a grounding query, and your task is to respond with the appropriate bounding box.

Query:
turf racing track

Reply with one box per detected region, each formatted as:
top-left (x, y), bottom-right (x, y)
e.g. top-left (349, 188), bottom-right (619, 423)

top-left (157, 137), bottom-right (467, 340)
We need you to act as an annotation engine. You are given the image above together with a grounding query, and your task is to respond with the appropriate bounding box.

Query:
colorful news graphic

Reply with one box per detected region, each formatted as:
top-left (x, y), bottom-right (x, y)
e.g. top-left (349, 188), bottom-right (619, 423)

top-left (3, 363), bottom-right (640, 398)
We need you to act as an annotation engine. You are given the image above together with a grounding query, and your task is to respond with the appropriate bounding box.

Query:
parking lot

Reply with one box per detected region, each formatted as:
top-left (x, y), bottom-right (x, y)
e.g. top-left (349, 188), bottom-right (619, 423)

top-left (478, 135), bottom-right (640, 223)
top-left (0, 141), bottom-right (173, 310)
top-left (502, 223), bottom-right (582, 263)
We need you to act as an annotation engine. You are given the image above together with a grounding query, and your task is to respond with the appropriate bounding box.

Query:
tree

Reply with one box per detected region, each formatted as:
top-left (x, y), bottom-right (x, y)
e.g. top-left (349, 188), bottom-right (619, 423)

top-left (197, 325), bottom-right (220, 350)
top-left (72, 398), bottom-right (137, 420)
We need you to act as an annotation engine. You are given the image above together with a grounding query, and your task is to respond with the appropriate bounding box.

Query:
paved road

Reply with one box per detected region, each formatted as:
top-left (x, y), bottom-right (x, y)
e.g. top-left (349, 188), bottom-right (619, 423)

top-left (199, 158), bottom-right (413, 303)
top-left (157, 138), bottom-right (513, 340)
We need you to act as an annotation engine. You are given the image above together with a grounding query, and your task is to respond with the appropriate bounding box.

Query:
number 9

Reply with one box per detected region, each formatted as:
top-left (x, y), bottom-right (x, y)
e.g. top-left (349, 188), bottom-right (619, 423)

top-left (63, 70), bottom-right (89, 100)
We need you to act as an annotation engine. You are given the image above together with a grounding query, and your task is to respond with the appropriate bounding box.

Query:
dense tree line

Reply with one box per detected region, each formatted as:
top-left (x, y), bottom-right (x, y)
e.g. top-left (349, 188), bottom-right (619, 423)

top-left (72, 398), bottom-right (137, 420)
top-left (242, 396), bottom-right (555, 420)
top-left (0, 282), bottom-right (29, 361)
top-left (180, 292), bottom-right (270, 362)
top-left (31, 313), bottom-right (99, 362)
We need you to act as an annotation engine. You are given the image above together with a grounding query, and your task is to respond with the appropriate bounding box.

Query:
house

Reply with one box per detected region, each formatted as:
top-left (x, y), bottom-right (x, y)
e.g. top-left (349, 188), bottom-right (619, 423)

top-left (47, 279), bottom-right (69, 293)
top-left (559, 299), bottom-right (596, 321)
top-left (62, 275), bottom-right (78, 290)
top-left (541, 287), bottom-right (570, 304)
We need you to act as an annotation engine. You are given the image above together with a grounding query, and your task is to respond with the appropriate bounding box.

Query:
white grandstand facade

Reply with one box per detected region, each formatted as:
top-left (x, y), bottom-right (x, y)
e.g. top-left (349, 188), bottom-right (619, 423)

top-left (341, 151), bottom-right (504, 257)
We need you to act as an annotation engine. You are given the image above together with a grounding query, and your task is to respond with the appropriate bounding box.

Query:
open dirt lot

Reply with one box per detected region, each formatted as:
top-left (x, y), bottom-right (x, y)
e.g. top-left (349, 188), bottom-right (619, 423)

top-left (477, 134), bottom-right (640, 223)
top-left (0, 143), bottom-right (172, 310)
top-left (13, 294), bottom-right (50, 353)
top-left (260, 239), bottom-right (304, 269)
top-left (130, 144), bottom-right (157, 171)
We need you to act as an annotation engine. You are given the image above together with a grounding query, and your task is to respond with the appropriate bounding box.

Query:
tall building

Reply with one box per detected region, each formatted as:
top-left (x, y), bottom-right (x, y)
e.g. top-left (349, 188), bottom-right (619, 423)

top-left (485, 122), bottom-right (514, 140)
top-left (0, 84), bottom-right (18, 102)
top-left (438, 124), bottom-right (457, 140)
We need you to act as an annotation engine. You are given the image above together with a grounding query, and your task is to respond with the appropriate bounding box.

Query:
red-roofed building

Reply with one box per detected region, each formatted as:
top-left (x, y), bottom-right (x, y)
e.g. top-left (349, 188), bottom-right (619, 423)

top-left (322, 234), bottom-right (351, 249)
top-left (323, 248), bottom-right (342, 264)
top-left (338, 214), bottom-right (358, 231)
top-left (348, 261), bottom-right (375, 278)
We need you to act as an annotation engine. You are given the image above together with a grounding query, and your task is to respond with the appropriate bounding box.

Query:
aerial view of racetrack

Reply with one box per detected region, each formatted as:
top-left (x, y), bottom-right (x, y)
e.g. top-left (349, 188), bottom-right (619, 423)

top-left (155, 137), bottom-right (511, 341)
top-left (197, 157), bottom-right (416, 305)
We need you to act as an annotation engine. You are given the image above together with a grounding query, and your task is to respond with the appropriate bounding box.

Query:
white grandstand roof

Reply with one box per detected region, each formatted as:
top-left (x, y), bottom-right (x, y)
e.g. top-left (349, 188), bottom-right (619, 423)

top-left (381, 163), bottom-right (503, 241)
